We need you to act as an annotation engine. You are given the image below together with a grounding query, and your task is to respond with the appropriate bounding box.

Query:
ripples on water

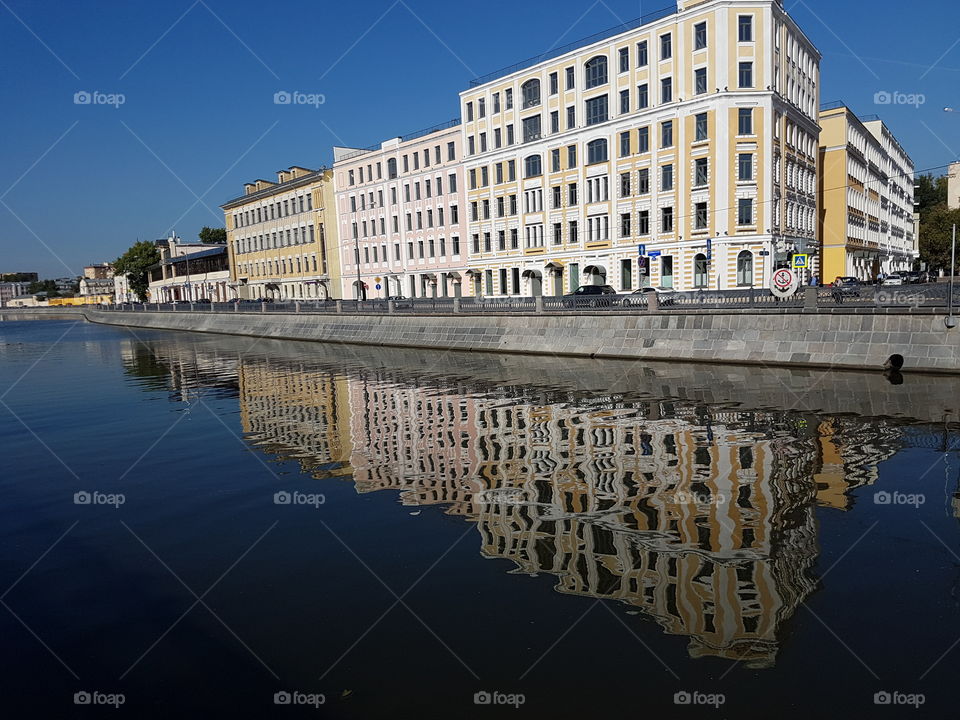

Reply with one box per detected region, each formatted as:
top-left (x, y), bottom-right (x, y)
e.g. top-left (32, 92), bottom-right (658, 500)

top-left (1, 317), bottom-right (959, 718)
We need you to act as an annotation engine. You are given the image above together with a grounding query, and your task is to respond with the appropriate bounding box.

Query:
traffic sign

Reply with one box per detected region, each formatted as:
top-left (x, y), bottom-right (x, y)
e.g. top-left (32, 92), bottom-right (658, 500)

top-left (758, 250), bottom-right (770, 257)
top-left (706, 238), bottom-right (713, 262)
top-left (792, 254), bottom-right (809, 269)
top-left (648, 250), bottom-right (662, 258)
top-left (771, 268), bottom-right (799, 298)
top-left (637, 244), bottom-right (646, 256)
top-left (375, 276), bottom-right (382, 283)
top-left (375, 283), bottom-right (382, 290)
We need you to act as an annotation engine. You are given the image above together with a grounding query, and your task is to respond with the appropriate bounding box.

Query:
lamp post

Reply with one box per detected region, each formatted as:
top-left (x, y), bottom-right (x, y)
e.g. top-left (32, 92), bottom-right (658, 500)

top-left (947, 224), bottom-right (957, 329)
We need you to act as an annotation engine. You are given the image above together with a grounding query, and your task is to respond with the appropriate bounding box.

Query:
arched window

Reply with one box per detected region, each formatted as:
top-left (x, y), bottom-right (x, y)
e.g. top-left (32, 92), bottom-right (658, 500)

top-left (694, 253), bottom-right (708, 287)
top-left (524, 154), bottom-right (542, 178)
top-left (585, 55), bottom-right (608, 89)
top-left (521, 79), bottom-right (541, 109)
top-left (386, 158), bottom-right (397, 179)
top-left (736, 250), bottom-right (754, 286)
top-left (587, 138), bottom-right (608, 164)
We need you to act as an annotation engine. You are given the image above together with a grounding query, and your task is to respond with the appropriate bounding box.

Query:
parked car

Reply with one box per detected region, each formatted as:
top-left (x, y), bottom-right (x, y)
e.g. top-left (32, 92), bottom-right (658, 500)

top-left (921, 271), bottom-right (938, 283)
top-left (623, 287), bottom-right (678, 307)
top-left (195, 297), bottom-right (211, 303)
top-left (562, 284), bottom-right (618, 307)
top-left (881, 274), bottom-right (904, 286)
top-left (899, 271), bottom-right (923, 284)
top-left (387, 295), bottom-right (412, 309)
top-left (831, 276), bottom-right (862, 297)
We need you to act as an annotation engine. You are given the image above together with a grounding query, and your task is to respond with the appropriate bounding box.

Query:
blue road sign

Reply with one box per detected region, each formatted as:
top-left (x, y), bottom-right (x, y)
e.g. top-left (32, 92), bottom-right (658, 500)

top-left (637, 244), bottom-right (646, 256)
top-left (706, 237), bottom-right (713, 262)
top-left (375, 283), bottom-right (382, 290)
top-left (648, 250), bottom-right (662, 258)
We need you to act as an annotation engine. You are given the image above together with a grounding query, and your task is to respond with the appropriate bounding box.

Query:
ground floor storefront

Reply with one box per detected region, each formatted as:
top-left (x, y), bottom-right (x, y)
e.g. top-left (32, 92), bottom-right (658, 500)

top-left (235, 275), bottom-right (333, 301)
top-left (149, 272), bottom-right (232, 302)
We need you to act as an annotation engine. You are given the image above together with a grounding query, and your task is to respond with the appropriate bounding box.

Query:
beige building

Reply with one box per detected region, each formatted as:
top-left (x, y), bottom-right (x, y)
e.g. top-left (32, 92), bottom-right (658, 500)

top-left (459, 0), bottom-right (820, 295)
top-left (222, 166), bottom-right (341, 301)
top-left (819, 105), bottom-right (916, 282)
top-left (948, 161), bottom-right (960, 211)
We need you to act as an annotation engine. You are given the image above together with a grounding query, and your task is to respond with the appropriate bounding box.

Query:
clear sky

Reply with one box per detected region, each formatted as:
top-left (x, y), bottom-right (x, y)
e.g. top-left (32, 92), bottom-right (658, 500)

top-left (2, 0), bottom-right (959, 278)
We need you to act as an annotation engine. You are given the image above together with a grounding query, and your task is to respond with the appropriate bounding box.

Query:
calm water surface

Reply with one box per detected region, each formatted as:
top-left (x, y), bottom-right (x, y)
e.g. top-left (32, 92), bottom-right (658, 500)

top-left (1, 316), bottom-right (959, 718)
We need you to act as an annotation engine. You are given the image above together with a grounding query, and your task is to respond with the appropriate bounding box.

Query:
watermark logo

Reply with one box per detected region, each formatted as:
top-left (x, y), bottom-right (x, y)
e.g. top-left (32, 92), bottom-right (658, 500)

top-left (673, 491), bottom-right (726, 506)
top-left (475, 488), bottom-right (529, 506)
top-left (74, 690), bottom-right (125, 708)
top-left (674, 690), bottom-right (725, 708)
top-left (74, 490), bottom-right (125, 508)
top-left (74, 90), bottom-right (125, 108)
top-left (273, 91), bottom-right (325, 108)
top-left (873, 90), bottom-right (925, 108)
top-left (473, 690), bottom-right (525, 708)
top-left (274, 690), bottom-right (325, 708)
top-left (874, 490), bottom-right (925, 508)
top-left (875, 289), bottom-right (926, 308)
top-left (273, 490), bottom-right (325, 508)
top-left (874, 690), bottom-right (925, 708)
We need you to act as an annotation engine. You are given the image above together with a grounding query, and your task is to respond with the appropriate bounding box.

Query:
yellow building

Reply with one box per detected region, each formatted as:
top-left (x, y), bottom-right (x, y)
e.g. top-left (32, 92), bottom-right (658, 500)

top-left (459, 0), bottom-right (820, 294)
top-left (818, 105), bottom-right (916, 283)
top-left (222, 166), bottom-right (342, 300)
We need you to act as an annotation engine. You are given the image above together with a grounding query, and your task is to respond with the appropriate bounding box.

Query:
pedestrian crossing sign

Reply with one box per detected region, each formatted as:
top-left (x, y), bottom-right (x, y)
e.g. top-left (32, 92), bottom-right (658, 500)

top-left (792, 254), bottom-right (809, 269)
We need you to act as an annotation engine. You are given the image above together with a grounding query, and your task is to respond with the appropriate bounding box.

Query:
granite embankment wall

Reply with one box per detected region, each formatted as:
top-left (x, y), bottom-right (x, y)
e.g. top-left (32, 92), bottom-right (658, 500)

top-left (80, 307), bottom-right (960, 374)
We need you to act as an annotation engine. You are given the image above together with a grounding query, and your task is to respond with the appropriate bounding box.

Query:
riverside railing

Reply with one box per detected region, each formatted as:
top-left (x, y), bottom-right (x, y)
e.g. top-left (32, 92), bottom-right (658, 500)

top-left (101, 283), bottom-right (956, 316)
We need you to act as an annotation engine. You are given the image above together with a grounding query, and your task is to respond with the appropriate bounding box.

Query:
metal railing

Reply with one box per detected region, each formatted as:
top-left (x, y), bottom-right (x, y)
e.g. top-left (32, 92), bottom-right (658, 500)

top-left (98, 283), bottom-right (955, 317)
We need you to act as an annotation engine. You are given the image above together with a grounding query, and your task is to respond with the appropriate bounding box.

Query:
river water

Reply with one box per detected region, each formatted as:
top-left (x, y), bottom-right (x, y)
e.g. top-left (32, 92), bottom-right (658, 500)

top-left (1, 316), bottom-right (959, 718)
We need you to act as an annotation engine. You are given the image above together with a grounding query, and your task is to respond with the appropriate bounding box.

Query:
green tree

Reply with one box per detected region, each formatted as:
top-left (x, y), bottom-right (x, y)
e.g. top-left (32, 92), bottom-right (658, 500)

top-left (914, 173), bottom-right (948, 214)
top-left (114, 241), bottom-right (160, 302)
top-left (919, 204), bottom-right (960, 273)
top-left (26, 279), bottom-right (61, 297)
top-left (198, 226), bottom-right (227, 244)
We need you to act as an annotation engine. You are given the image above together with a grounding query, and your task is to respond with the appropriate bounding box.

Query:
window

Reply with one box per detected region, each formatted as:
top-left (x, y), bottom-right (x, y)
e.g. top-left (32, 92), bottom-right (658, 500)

top-left (494, 127), bottom-right (502, 148)
top-left (638, 126), bottom-right (649, 152)
top-left (737, 250), bottom-right (754, 286)
top-left (694, 254), bottom-right (708, 287)
top-left (585, 95), bottom-right (608, 126)
top-left (553, 222), bottom-right (562, 244)
top-left (587, 138), bottom-right (608, 164)
top-left (638, 209), bottom-right (649, 234)
top-left (549, 72), bottom-right (558, 95)
top-left (567, 145), bottom-right (577, 168)
top-left (478, 98), bottom-right (485, 118)
top-left (620, 172), bottom-right (631, 197)
top-left (660, 33), bottom-right (672, 60)
top-left (522, 115), bottom-right (541, 142)
top-left (637, 40), bottom-right (648, 66)
top-left (619, 131), bottom-right (630, 157)
top-left (661, 163), bottom-right (673, 191)
top-left (510, 228), bottom-right (518, 248)
top-left (569, 221), bottom-right (579, 243)
top-left (738, 15), bottom-right (753, 42)
top-left (550, 110), bottom-right (559, 133)
top-left (661, 120), bottom-right (673, 148)
top-left (637, 83), bottom-right (648, 109)
top-left (695, 112), bottom-right (708, 141)
top-left (620, 214), bottom-right (632, 240)
top-left (695, 67), bottom-right (707, 95)
top-left (738, 108), bottom-right (753, 135)
top-left (661, 206), bottom-right (674, 233)
top-left (449, 173), bottom-right (458, 192)
top-left (661, 255), bottom-right (673, 287)
top-left (480, 133), bottom-right (487, 152)
top-left (521, 79), bottom-right (541, 108)
top-left (552, 185), bottom-right (561, 208)
top-left (695, 201), bottom-right (708, 229)
top-left (619, 47), bottom-right (629, 73)
top-left (507, 124), bottom-right (515, 145)
top-left (695, 157), bottom-right (708, 186)
top-left (468, 136), bottom-right (475, 155)
top-left (568, 182), bottom-right (578, 205)
top-left (694, 22), bottom-right (707, 50)
top-left (620, 89), bottom-right (630, 114)
top-left (508, 160), bottom-right (516, 181)
top-left (566, 106), bottom-right (576, 129)
top-left (493, 92), bottom-right (500, 113)
top-left (738, 197), bottom-right (754, 225)
top-left (738, 153), bottom-right (753, 180)
top-left (505, 88), bottom-right (513, 109)
top-left (498, 230), bottom-right (506, 250)
top-left (738, 61), bottom-right (753, 88)
top-left (551, 149), bottom-right (560, 172)
top-left (661, 77), bottom-right (672, 103)
top-left (585, 56), bottom-right (608, 88)
top-left (565, 66), bottom-right (575, 90)
top-left (638, 167), bottom-right (649, 193)
top-left (466, 102), bottom-right (474, 121)
top-left (524, 154), bottom-right (542, 177)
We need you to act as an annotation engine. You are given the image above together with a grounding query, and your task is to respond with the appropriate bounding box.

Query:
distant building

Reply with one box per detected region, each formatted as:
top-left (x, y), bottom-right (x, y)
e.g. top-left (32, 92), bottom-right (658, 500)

top-left (819, 105), bottom-right (916, 282)
top-left (0, 272), bottom-right (38, 283)
top-left (83, 263), bottom-right (113, 280)
top-left (222, 166), bottom-right (341, 301)
top-left (78, 277), bottom-right (115, 298)
top-left (7, 292), bottom-right (48, 307)
top-left (0, 281), bottom-right (30, 307)
top-left (949, 161), bottom-right (960, 211)
top-left (54, 277), bottom-right (80, 294)
top-left (147, 232), bottom-right (232, 302)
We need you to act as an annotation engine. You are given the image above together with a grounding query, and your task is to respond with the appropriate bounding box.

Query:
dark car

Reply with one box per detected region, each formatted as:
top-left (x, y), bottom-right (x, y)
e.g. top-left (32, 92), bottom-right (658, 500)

top-left (563, 284), bottom-right (618, 307)
top-left (387, 295), bottom-right (412, 309)
top-left (899, 271), bottom-right (922, 284)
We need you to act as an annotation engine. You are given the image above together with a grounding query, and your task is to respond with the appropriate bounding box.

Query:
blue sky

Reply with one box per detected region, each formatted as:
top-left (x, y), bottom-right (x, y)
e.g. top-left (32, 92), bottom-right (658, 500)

top-left (1, 0), bottom-right (959, 278)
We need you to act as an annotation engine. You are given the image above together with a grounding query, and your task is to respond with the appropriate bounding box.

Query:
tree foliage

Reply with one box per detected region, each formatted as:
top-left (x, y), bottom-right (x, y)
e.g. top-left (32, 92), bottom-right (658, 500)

top-left (114, 241), bottom-right (160, 302)
top-left (27, 279), bottom-right (62, 297)
top-left (198, 226), bottom-right (227, 244)
top-left (916, 172), bottom-right (957, 272)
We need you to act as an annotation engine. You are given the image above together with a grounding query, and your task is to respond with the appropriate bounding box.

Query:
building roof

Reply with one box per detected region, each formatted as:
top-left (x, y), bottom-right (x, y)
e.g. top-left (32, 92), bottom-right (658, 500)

top-left (164, 246), bottom-right (227, 264)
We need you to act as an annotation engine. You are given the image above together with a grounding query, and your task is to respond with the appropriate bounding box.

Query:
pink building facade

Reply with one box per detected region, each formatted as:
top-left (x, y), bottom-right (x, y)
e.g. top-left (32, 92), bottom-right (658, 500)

top-left (333, 121), bottom-right (469, 299)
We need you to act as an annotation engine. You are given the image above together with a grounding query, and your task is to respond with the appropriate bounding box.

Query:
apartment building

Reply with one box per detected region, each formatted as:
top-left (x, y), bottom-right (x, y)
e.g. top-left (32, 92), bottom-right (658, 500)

top-left (459, 0), bottom-right (819, 296)
top-left (819, 105), bottom-right (916, 282)
top-left (332, 121), bottom-right (466, 300)
top-left (222, 166), bottom-right (341, 300)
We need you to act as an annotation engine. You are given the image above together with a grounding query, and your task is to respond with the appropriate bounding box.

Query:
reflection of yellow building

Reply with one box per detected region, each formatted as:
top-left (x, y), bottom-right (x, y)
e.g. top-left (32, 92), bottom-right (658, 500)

top-left (222, 166), bottom-right (342, 301)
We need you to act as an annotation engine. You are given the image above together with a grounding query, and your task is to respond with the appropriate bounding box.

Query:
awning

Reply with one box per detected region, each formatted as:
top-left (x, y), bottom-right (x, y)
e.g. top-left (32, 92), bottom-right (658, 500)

top-left (544, 261), bottom-right (564, 269)
top-left (521, 269), bottom-right (542, 278)
top-left (445, 271), bottom-right (462, 281)
top-left (421, 273), bottom-right (437, 282)
top-left (584, 264), bottom-right (607, 275)
top-left (464, 269), bottom-right (481, 276)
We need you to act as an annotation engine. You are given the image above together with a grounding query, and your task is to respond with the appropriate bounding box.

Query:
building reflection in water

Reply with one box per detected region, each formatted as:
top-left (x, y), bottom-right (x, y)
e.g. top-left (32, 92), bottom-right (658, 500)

top-left (123, 340), bottom-right (942, 669)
